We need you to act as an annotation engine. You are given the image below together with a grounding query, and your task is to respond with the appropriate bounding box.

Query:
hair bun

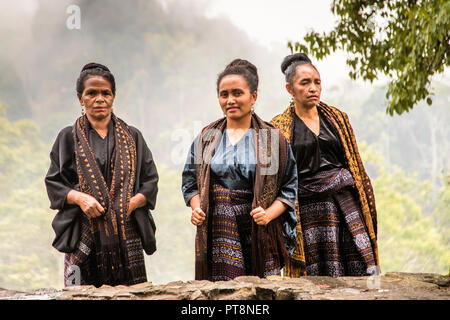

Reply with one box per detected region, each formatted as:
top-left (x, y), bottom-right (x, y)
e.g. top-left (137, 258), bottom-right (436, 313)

top-left (81, 62), bottom-right (110, 73)
top-left (77, 62), bottom-right (116, 95)
top-left (281, 53), bottom-right (311, 74)
top-left (226, 58), bottom-right (258, 76)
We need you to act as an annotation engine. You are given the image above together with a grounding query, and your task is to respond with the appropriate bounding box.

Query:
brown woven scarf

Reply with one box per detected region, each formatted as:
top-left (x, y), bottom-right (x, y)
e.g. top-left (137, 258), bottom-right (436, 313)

top-left (194, 113), bottom-right (290, 280)
top-left (271, 101), bottom-right (379, 277)
top-left (72, 114), bottom-right (137, 285)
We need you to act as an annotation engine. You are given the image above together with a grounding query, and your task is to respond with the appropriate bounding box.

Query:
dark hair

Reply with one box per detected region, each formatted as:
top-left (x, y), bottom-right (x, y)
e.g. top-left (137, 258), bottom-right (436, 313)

top-left (216, 59), bottom-right (259, 93)
top-left (76, 62), bottom-right (116, 95)
top-left (281, 53), bottom-right (318, 85)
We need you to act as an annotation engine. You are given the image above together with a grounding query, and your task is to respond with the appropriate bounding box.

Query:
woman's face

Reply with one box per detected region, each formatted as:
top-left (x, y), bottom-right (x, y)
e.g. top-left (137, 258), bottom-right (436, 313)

top-left (218, 74), bottom-right (257, 121)
top-left (286, 64), bottom-right (321, 109)
top-left (77, 75), bottom-right (115, 121)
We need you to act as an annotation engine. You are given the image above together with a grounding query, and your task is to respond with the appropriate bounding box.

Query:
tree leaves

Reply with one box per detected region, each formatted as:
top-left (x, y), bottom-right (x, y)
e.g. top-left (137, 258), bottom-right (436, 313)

top-left (289, 0), bottom-right (450, 115)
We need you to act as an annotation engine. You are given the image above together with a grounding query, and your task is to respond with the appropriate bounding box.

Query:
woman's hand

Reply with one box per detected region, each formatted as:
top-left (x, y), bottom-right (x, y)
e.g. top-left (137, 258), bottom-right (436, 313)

top-left (188, 194), bottom-right (205, 226)
top-left (250, 206), bottom-right (272, 225)
top-left (79, 194), bottom-right (105, 218)
top-left (250, 201), bottom-right (288, 226)
top-left (126, 193), bottom-right (147, 218)
top-left (191, 208), bottom-right (206, 226)
top-left (67, 190), bottom-right (105, 219)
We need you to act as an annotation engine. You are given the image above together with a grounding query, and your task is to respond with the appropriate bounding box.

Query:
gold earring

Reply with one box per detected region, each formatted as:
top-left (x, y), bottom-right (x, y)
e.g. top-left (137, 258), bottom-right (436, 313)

top-left (81, 107), bottom-right (85, 116)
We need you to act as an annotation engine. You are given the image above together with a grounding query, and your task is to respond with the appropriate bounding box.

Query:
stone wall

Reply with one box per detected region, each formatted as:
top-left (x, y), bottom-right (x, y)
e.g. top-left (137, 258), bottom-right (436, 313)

top-left (1, 272), bottom-right (448, 300)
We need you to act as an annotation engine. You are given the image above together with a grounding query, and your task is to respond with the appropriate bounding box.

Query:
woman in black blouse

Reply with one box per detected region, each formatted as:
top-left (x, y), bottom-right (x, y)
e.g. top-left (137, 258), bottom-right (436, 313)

top-left (271, 53), bottom-right (379, 278)
top-left (45, 63), bottom-right (158, 287)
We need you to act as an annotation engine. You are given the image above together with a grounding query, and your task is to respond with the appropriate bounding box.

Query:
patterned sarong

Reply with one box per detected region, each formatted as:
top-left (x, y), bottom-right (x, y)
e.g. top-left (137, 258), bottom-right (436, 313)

top-left (299, 168), bottom-right (376, 276)
top-left (210, 184), bottom-right (281, 281)
top-left (64, 216), bottom-right (146, 286)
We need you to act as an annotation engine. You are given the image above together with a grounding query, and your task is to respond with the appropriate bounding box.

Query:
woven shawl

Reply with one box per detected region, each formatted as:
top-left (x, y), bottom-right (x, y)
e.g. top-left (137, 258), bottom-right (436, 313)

top-left (270, 101), bottom-right (379, 277)
top-left (194, 113), bottom-right (289, 280)
top-left (72, 113), bottom-right (137, 285)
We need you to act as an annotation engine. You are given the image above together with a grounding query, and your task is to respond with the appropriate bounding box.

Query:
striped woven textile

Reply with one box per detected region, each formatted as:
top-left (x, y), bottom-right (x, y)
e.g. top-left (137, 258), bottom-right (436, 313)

top-left (64, 215), bottom-right (147, 286)
top-left (298, 168), bottom-right (376, 276)
top-left (210, 184), bottom-right (281, 281)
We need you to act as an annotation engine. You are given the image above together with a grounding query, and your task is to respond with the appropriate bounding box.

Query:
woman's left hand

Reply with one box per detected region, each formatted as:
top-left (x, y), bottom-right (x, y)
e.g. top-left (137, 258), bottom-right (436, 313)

top-left (126, 193), bottom-right (147, 218)
top-left (250, 206), bottom-right (271, 225)
top-left (126, 198), bottom-right (137, 217)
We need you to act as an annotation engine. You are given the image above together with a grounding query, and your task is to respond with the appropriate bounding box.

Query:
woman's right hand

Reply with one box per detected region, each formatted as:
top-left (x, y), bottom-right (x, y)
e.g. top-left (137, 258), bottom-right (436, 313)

top-left (79, 193), bottom-right (105, 218)
top-left (191, 207), bottom-right (206, 226)
top-left (67, 190), bottom-right (105, 219)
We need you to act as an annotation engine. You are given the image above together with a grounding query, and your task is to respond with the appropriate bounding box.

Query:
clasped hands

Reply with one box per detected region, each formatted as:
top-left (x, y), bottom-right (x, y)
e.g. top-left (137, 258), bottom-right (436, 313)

top-left (69, 190), bottom-right (144, 219)
top-left (190, 206), bottom-right (272, 226)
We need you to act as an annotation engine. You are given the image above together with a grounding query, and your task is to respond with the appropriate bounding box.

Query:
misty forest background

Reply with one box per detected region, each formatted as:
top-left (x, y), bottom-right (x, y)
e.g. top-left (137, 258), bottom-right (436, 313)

top-left (0, 0), bottom-right (448, 291)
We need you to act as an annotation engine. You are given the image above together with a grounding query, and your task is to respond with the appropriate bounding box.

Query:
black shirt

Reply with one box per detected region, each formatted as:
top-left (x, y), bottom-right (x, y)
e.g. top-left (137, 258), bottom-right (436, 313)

top-left (291, 109), bottom-right (345, 178)
top-left (86, 119), bottom-right (115, 187)
top-left (45, 121), bottom-right (159, 212)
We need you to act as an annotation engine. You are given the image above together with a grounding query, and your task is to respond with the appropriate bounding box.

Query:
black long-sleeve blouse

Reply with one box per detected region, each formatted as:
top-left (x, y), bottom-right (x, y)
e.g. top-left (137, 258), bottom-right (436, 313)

top-left (291, 109), bottom-right (345, 178)
top-left (45, 121), bottom-right (159, 212)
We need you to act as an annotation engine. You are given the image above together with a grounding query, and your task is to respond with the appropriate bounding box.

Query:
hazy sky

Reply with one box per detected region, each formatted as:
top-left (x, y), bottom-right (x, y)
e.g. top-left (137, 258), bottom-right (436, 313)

top-left (206, 0), bottom-right (352, 86)
top-left (205, 0), bottom-right (336, 47)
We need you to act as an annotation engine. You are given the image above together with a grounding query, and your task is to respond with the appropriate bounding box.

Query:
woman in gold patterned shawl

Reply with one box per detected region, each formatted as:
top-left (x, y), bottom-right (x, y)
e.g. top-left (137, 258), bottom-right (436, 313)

top-left (182, 59), bottom-right (298, 281)
top-left (45, 63), bottom-right (159, 287)
top-left (271, 53), bottom-right (379, 277)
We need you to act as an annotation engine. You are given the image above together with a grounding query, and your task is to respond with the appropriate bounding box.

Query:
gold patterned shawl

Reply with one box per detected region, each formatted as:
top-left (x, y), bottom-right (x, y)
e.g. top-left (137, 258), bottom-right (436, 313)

top-left (271, 101), bottom-right (379, 277)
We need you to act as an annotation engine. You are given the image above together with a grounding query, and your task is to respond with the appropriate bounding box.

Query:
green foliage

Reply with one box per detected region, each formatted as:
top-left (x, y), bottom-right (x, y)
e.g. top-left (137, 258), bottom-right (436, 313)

top-left (0, 61), bottom-right (31, 120)
top-left (289, 0), bottom-right (450, 115)
top-left (359, 144), bottom-right (450, 274)
top-left (433, 175), bottom-right (450, 251)
top-left (325, 80), bottom-right (450, 184)
top-left (0, 105), bottom-right (49, 201)
top-left (0, 180), bottom-right (62, 290)
top-left (145, 165), bottom-right (196, 284)
top-left (0, 112), bottom-right (62, 291)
